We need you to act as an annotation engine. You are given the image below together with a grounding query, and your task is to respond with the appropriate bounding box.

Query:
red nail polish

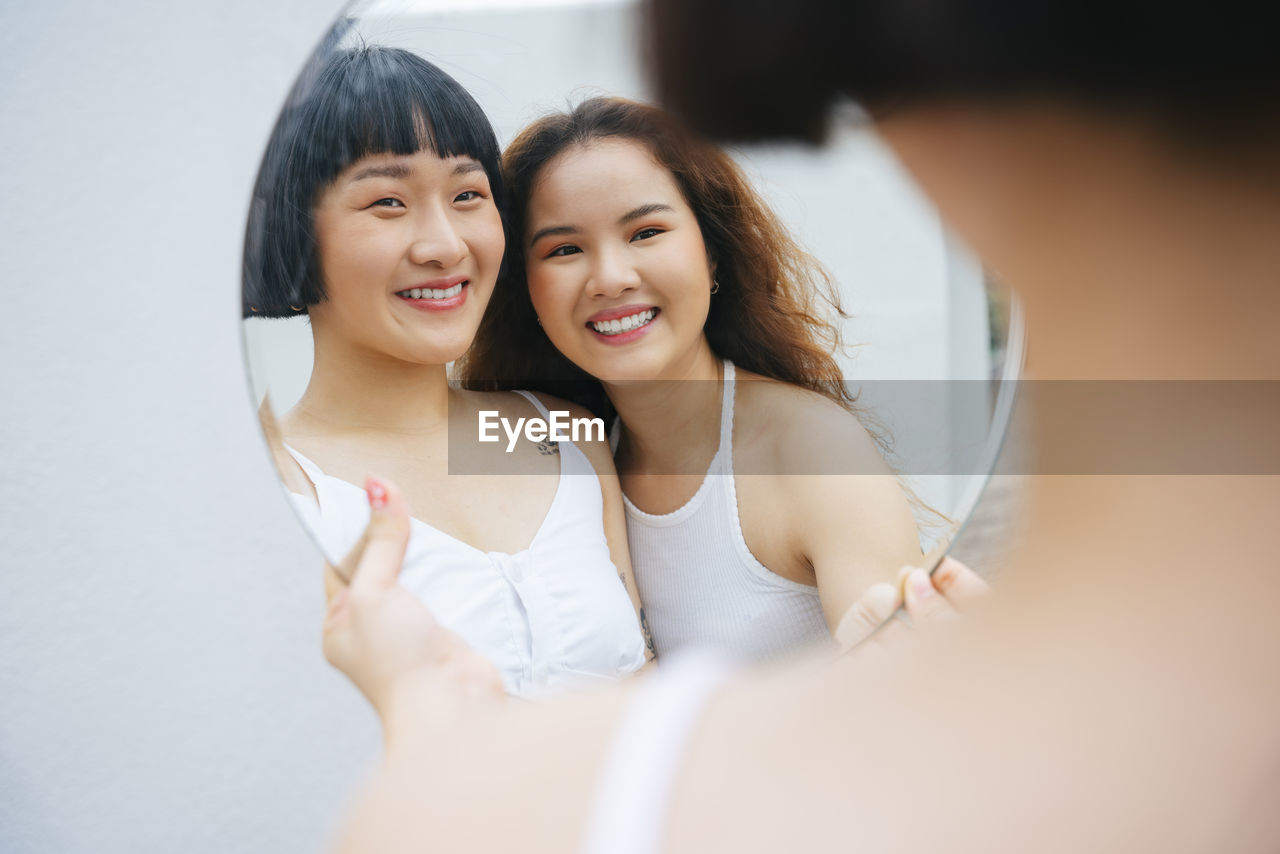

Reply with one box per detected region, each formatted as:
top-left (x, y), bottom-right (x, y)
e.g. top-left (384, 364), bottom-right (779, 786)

top-left (365, 478), bottom-right (388, 510)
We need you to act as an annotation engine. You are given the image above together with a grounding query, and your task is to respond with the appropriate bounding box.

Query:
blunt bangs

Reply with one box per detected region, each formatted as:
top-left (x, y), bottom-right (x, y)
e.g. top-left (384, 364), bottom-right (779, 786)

top-left (243, 46), bottom-right (503, 318)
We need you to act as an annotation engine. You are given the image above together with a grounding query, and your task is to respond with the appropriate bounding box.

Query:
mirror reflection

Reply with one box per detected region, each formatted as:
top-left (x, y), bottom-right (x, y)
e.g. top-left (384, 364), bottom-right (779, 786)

top-left (242, 0), bottom-right (1020, 697)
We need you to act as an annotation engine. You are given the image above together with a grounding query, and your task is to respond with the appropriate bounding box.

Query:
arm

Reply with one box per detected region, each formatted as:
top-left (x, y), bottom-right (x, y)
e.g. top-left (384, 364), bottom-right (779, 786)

top-left (774, 403), bottom-right (925, 632)
top-left (325, 477), bottom-right (1276, 854)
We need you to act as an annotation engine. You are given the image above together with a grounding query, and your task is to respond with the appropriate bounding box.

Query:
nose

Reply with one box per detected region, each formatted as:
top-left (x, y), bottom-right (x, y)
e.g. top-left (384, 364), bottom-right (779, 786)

top-left (407, 204), bottom-right (468, 269)
top-left (588, 247), bottom-right (640, 298)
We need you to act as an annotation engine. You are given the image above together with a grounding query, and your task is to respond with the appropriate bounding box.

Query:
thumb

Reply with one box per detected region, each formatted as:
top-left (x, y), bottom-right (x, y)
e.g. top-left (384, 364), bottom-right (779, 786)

top-left (349, 475), bottom-right (411, 592)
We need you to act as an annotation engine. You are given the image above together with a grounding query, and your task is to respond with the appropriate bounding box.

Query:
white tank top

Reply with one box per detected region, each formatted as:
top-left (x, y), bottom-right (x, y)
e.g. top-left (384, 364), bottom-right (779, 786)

top-left (622, 361), bottom-right (832, 663)
top-left (285, 390), bottom-right (646, 699)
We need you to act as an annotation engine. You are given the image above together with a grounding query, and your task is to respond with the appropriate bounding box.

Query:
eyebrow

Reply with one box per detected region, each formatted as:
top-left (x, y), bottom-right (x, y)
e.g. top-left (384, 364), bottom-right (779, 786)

top-left (619, 203), bottom-right (674, 224)
top-left (349, 163), bottom-right (410, 182)
top-left (348, 158), bottom-right (486, 183)
top-left (529, 202), bottom-right (676, 247)
top-left (452, 160), bottom-right (486, 177)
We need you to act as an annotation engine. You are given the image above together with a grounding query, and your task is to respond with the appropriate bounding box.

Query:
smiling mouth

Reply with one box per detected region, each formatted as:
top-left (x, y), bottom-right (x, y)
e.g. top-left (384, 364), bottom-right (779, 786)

top-left (588, 308), bottom-right (658, 336)
top-left (396, 282), bottom-right (467, 300)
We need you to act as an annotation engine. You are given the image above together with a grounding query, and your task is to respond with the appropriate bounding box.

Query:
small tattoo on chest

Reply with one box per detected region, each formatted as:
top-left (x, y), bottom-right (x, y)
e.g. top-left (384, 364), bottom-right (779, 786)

top-left (535, 438), bottom-right (560, 456)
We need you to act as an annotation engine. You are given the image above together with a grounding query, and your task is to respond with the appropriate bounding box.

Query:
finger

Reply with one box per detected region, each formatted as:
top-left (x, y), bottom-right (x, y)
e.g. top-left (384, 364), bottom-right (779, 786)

top-left (834, 582), bottom-right (901, 652)
top-left (350, 475), bottom-right (411, 592)
top-left (903, 568), bottom-right (960, 625)
top-left (929, 557), bottom-right (991, 611)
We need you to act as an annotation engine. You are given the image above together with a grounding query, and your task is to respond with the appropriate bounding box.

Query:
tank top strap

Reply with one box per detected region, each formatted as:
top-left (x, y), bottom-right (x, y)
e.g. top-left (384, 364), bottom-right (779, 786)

top-left (715, 360), bottom-right (736, 470)
top-left (579, 652), bottom-right (735, 854)
top-left (512, 388), bottom-right (551, 418)
top-left (281, 442), bottom-right (324, 486)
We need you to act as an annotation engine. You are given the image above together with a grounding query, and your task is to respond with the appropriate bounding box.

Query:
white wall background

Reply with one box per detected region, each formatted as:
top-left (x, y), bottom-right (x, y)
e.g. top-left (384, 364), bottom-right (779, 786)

top-left (0, 2), bottom-right (1001, 851)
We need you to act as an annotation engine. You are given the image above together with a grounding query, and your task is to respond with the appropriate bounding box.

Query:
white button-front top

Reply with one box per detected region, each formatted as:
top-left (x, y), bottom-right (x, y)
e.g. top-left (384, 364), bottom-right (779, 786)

top-left (285, 391), bottom-right (646, 698)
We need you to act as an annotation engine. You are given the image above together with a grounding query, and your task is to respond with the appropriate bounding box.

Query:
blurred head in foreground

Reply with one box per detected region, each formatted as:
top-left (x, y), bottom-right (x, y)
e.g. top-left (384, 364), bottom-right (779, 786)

top-left (646, 0), bottom-right (1279, 384)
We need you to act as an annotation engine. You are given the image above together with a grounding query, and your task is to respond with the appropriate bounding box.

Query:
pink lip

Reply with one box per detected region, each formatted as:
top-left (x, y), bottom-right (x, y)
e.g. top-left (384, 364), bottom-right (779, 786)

top-left (396, 277), bottom-right (469, 313)
top-left (586, 304), bottom-right (656, 324)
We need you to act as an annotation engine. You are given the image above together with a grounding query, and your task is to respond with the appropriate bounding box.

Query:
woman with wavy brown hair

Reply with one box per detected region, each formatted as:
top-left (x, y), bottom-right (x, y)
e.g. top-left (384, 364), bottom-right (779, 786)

top-left (459, 97), bottom-right (926, 661)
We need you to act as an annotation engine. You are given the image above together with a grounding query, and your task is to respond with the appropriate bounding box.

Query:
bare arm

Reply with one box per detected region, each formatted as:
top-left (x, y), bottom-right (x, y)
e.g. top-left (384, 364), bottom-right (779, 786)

top-left (325, 477), bottom-right (1280, 854)
top-left (775, 405), bottom-right (924, 632)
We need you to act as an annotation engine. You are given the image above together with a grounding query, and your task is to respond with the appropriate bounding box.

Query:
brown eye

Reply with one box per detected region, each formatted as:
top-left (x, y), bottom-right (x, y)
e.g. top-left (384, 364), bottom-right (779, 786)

top-left (631, 227), bottom-right (663, 241)
top-left (370, 197), bottom-right (405, 208)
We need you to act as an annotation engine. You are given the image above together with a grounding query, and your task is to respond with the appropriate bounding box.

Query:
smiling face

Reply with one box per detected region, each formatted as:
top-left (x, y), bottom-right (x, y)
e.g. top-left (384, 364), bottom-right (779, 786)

top-left (525, 139), bottom-right (718, 383)
top-left (309, 148), bottom-right (505, 366)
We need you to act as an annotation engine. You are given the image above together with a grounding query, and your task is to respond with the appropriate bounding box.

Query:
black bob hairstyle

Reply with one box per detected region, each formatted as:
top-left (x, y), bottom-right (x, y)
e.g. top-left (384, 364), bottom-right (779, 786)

top-left (243, 44), bottom-right (503, 318)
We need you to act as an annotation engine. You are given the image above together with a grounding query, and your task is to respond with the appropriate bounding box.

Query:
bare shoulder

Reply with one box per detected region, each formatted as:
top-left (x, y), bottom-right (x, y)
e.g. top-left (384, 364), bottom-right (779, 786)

top-left (511, 390), bottom-right (617, 477)
top-left (732, 369), bottom-right (892, 478)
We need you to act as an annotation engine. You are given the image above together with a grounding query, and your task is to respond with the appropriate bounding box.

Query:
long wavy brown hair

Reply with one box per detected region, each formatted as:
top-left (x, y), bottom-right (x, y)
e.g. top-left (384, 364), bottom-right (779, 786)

top-left (458, 97), bottom-right (873, 425)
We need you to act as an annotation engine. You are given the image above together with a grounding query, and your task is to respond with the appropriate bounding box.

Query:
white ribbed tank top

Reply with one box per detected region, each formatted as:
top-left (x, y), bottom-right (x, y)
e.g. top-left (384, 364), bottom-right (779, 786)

top-left (622, 361), bottom-right (832, 663)
top-left (285, 390), bottom-right (646, 698)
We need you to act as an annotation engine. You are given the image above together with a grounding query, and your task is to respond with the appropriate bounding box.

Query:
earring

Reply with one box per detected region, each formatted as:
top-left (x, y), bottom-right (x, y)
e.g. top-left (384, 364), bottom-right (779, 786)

top-left (536, 316), bottom-right (543, 327)
top-left (249, 306), bottom-right (260, 313)
top-left (710, 278), bottom-right (720, 295)
top-left (290, 305), bottom-right (305, 312)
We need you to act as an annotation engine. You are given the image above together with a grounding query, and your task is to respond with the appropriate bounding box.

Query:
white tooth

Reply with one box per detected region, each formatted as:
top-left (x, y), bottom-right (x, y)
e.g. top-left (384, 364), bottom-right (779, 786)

top-left (620, 316), bottom-right (634, 331)
top-left (449, 284), bottom-right (461, 297)
top-left (410, 288), bottom-right (422, 299)
top-left (608, 319), bottom-right (620, 333)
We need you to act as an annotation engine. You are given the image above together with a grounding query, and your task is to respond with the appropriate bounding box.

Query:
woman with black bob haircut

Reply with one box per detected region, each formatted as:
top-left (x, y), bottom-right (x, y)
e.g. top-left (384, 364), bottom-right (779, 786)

top-left (243, 43), bottom-right (503, 317)
top-left (244, 43), bottom-right (652, 699)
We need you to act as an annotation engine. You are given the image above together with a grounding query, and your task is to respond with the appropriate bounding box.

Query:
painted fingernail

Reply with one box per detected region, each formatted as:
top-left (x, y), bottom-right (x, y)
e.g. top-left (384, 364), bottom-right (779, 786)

top-left (365, 477), bottom-right (388, 510)
top-left (910, 569), bottom-right (935, 599)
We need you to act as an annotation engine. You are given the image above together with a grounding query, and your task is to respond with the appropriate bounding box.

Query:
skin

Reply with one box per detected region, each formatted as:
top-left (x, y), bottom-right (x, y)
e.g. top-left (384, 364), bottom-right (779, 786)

top-left (324, 103), bottom-right (1280, 853)
top-left (262, 147), bottom-right (650, 658)
top-left (524, 139), bottom-right (924, 630)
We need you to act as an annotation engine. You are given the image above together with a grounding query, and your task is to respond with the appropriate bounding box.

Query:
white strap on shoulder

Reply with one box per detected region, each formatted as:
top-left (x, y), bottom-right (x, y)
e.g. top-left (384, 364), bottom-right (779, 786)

top-left (513, 388), bottom-right (551, 419)
top-left (717, 360), bottom-right (736, 457)
top-left (578, 653), bottom-right (734, 854)
top-left (281, 442), bottom-right (323, 486)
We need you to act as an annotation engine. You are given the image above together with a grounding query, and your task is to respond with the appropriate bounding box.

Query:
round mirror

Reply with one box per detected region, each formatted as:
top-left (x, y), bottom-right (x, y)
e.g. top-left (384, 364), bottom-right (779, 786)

top-left (241, 0), bottom-right (1023, 693)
